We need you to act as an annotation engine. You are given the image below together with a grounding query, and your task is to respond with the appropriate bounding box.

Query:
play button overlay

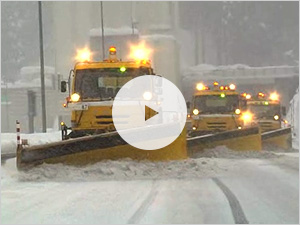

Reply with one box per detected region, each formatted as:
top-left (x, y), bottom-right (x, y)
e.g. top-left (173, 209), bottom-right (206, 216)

top-left (112, 75), bottom-right (187, 150)
top-left (145, 105), bottom-right (158, 121)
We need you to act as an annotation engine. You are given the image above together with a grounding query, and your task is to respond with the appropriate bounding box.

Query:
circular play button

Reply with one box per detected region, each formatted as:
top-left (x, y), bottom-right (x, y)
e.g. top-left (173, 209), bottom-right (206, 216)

top-left (112, 75), bottom-right (187, 150)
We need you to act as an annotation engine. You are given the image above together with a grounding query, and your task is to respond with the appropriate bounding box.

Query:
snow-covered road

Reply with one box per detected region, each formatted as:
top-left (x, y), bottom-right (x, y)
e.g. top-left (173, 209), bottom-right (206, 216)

top-left (1, 151), bottom-right (298, 224)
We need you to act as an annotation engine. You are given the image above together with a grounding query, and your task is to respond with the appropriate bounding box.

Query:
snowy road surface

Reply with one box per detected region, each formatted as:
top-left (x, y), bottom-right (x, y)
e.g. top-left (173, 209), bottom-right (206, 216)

top-left (1, 151), bottom-right (298, 224)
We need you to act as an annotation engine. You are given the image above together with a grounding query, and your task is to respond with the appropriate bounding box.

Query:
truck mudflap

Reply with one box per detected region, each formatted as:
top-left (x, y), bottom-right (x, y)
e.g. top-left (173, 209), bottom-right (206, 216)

top-left (17, 123), bottom-right (188, 170)
top-left (261, 127), bottom-right (292, 150)
top-left (187, 126), bottom-right (261, 157)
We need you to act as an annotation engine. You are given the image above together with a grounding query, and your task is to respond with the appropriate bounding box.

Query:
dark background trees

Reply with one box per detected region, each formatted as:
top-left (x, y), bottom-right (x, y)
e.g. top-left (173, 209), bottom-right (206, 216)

top-left (2, 2), bottom-right (298, 82)
top-left (179, 1), bottom-right (298, 66)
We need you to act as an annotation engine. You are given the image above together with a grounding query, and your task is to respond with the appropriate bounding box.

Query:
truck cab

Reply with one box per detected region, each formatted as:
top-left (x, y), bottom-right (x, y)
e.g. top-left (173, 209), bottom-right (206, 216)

top-left (190, 82), bottom-right (249, 136)
top-left (61, 46), bottom-right (155, 138)
top-left (246, 92), bottom-right (287, 132)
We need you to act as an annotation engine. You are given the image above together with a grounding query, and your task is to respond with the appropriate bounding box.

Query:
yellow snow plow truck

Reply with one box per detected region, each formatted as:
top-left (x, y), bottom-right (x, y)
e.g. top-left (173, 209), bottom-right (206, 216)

top-left (186, 82), bottom-right (261, 156)
top-left (16, 46), bottom-right (188, 169)
top-left (245, 92), bottom-right (292, 150)
top-left (189, 82), bottom-right (250, 135)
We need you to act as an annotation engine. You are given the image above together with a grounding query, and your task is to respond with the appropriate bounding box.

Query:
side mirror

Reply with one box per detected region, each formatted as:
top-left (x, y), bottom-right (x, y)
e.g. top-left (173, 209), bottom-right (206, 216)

top-left (61, 81), bottom-right (67, 93)
top-left (107, 87), bottom-right (114, 97)
top-left (282, 106), bottom-right (286, 116)
top-left (240, 100), bottom-right (247, 110)
top-left (186, 101), bottom-right (191, 109)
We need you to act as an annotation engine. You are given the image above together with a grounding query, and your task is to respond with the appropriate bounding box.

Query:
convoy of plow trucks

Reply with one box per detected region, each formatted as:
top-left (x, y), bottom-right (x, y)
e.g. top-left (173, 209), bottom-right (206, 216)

top-left (16, 45), bottom-right (292, 170)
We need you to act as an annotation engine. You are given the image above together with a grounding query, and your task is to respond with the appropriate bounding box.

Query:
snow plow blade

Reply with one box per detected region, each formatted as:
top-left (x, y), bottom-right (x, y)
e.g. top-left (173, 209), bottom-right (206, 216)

top-left (187, 126), bottom-right (262, 157)
top-left (261, 127), bottom-right (292, 150)
top-left (17, 124), bottom-right (187, 170)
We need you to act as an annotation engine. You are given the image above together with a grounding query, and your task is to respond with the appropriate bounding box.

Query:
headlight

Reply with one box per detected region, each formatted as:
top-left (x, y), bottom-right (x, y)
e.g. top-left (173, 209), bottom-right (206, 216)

top-left (70, 93), bottom-right (80, 102)
top-left (235, 109), bottom-right (241, 115)
top-left (269, 92), bottom-right (279, 101)
top-left (143, 91), bottom-right (152, 100)
top-left (274, 115), bottom-right (279, 120)
top-left (193, 109), bottom-right (199, 115)
top-left (229, 84), bottom-right (236, 90)
top-left (242, 112), bottom-right (253, 122)
top-left (196, 83), bottom-right (205, 91)
top-left (75, 48), bottom-right (92, 62)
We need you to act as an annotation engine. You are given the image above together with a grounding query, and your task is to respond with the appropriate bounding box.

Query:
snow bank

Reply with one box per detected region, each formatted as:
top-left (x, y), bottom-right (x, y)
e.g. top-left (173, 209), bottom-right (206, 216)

top-left (6, 145), bottom-right (284, 182)
top-left (15, 157), bottom-right (223, 182)
top-left (89, 26), bottom-right (139, 37)
top-left (192, 145), bottom-right (282, 159)
top-left (1, 132), bottom-right (61, 154)
top-left (287, 88), bottom-right (299, 149)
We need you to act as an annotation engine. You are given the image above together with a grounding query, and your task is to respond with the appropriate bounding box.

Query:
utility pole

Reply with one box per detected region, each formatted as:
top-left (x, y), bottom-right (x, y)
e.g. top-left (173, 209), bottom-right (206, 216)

top-left (100, 1), bottom-right (105, 60)
top-left (130, 2), bottom-right (135, 36)
top-left (27, 90), bottom-right (36, 133)
top-left (194, 29), bottom-right (199, 65)
top-left (38, 1), bottom-right (47, 132)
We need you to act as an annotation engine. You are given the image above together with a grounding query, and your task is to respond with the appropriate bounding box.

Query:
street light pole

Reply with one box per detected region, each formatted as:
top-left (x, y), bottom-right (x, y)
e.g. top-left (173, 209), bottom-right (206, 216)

top-left (130, 2), bottom-right (135, 36)
top-left (38, 1), bottom-right (47, 132)
top-left (100, 1), bottom-right (105, 60)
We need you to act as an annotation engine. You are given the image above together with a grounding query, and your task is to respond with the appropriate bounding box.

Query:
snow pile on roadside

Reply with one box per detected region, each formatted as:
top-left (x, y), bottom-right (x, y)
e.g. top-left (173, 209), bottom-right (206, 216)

top-left (192, 145), bottom-right (281, 159)
top-left (1, 132), bottom-right (61, 154)
top-left (11, 146), bottom-right (283, 182)
top-left (287, 88), bottom-right (299, 150)
top-left (14, 157), bottom-right (226, 182)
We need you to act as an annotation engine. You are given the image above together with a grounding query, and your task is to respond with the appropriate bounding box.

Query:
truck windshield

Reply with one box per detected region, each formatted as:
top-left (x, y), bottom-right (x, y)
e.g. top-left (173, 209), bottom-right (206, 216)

top-left (74, 67), bottom-right (152, 100)
top-left (248, 104), bottom-right (280, 119)
top-left (193, 94), bottom-right (239, 114)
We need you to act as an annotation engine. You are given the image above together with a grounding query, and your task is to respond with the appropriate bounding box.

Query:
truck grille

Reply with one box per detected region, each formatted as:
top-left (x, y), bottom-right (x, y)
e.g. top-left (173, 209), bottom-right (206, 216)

top-left (258, 121), bottom-right (273, 128)
top-left (95, 115), bottom-right (113, 125)
top-left (258, 121), bottom-right (274, 132)
top-left (206, 122), bottom-right (227, 129)
top-left (95, 115), bottom-right (112, 119)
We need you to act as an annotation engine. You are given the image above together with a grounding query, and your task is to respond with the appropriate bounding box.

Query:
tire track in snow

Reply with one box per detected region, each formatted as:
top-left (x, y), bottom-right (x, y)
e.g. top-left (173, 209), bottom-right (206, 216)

top-left (127, 181), bottom-right (158, 224)
top-left (213, 178), bottom-right (249, 224)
